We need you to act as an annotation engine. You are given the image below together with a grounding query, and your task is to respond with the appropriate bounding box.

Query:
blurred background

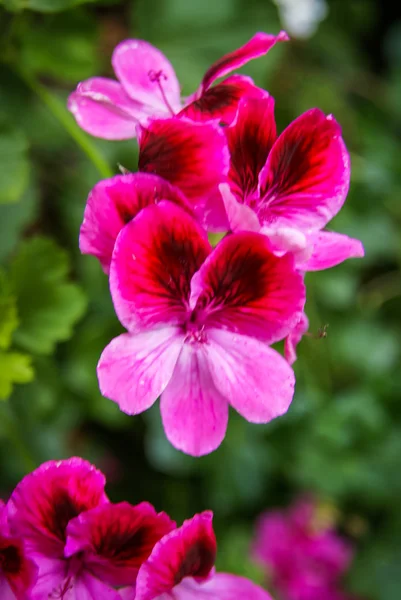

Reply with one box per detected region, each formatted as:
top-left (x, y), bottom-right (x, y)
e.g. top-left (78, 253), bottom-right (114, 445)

top-left (0, 0), bottom-right (400, 598)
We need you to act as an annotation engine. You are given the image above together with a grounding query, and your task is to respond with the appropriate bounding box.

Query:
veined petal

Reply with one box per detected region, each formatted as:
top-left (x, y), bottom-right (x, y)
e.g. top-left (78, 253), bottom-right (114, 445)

top-left (284, 312), bottom-right (309, 365)
top-left (170, 572), bottom-right (274, 599)
top-left (138, 117), bottom-right (229, 208)
top-left (258, 110), bottom-right (350, 230)
top-left (112, 40), bottom-right (181, 113)
top-left (79, 173), bottom-right (192, 274)
top-left (65, 502), bottom-right (175, 587)
top-left (227, 96), bottom-right (277, 203)
top-left (0, 533), bottom-right (37, 599)
top-left (300, 231), bottom-right (364, 271)
top-left (206, 329), bottom-right (295, 423)
top-left (160, 344), bottom-right (229, 456)
top-left (179, 75), bottom-right (266, 125)
top-left (68, 78), bottom-right (142, 140)
top-left (110, 202), bottom-right (210, 332)
top-left (97, 329), bottom-right (184, 416)
top-left (199, 31), bottom-right (289, 92)
top-left (190, 232), bottom-right (305, 344)
top-left (7, 459), bottom-right (108, 560)
top-left (135, 512), bottom-right (216, 600)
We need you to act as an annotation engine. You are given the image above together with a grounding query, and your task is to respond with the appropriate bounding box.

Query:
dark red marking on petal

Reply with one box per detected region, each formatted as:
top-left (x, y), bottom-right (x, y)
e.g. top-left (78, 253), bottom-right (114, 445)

top-left (0, 534), bottom-right (37, 596)
top-left (200, 31), bottom-right (289, 92)
top-left (192, 232), bottom-right (305, 344)
top-left (227, 96), bottom-right (276, 203)
top-left (179, 75), bottom-right (265, 125)
top-left (0, 543), bottom-right (21, 574)
top-left (138, 117), bottom-right (229, 205)
top-left (174, 537), bottom-right (216, 585)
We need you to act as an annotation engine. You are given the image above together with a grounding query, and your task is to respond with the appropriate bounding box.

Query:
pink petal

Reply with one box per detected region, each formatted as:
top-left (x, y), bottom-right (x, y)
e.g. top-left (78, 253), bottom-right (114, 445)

top-left (68, 77), bottom-right (143, 140)
top-left (284, 312), bottom-right (309, 365)
top-left (219, 183), bottom-right (261, 232)
top-left (0, 532), bottom-right (37, 598)
top-left (112, 40), bottom-right (181, 113)
top-left (227, 96), bottom-right (277, 203)
top-left (199, 31), bottom-right (289, 92)
top-left (65, 501), bottom-right (175, 587)
top-left (138, 117), bottom-right (229, 210)
top-left (179, 75), bottom-right (266, 125)
top-left (0, 578), bottom-right (18, 600)
top-left (190, 232), bottom-right (305, 344)
top-left (258, 110), bottom-right (350, 230)
top-left (135, 512), bottom-right (216, 600)
top-left (97, 328), bottom-right (184, 416)
top-left (7, 458), bottom-right (108, 560)
top-left (67, 573), bottom-right (122, 600)
top-left (171, 572), bottom-right (274, 599)
top-left (300, 231), bottom-right (365, 271)
top-left (206, 329), bottom-right (295, 423)
top-left (79, 173), bottom-right (192, 274)
top-left (110, 202), bottom-right (210, 332)
top-left (160, 344), bottom-right (229, 456)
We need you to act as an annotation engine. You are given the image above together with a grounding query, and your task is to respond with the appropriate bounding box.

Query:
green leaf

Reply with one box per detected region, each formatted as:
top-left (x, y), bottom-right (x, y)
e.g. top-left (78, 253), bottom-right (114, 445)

top-left (10, 237), bottom-right (87, 354)
top-left (0, 123), bottom-right (30, 204)
top-left (0, 351), bottom-right (34, 400)
top-left (0, 270), bottom-right (19, 349)
top-left (1, 0), bottom-right (97, 12)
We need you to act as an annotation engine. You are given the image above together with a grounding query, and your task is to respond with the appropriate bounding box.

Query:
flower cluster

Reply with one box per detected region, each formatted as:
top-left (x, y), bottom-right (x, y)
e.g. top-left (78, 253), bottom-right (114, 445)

top-left (1, 457), bottom-right (274, 599)
top-left (68, 32), bottom-right (364, 456)
top-left (252, 498), bottom-right (360, 600)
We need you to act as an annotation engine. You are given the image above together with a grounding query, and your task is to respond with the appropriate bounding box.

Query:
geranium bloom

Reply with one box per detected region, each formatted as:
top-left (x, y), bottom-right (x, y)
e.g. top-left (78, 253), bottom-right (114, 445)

top-left (221, 96), bottom-right (364, 272)
top-left (252, 498), bottom-right (354, 600)
top-left (68, 32), bottom-right (287, 139)
top-left (97, 201), bottom-right (305, 456)
top-left (132, 511), bottom-right (274, 599)
top-left (0, 501), bottom-right (37, 600)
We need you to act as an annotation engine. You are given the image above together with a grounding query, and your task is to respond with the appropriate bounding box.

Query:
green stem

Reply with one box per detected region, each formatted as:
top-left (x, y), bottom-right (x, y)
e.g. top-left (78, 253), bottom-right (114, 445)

top-left (17, 68), bottom-right (113, 179)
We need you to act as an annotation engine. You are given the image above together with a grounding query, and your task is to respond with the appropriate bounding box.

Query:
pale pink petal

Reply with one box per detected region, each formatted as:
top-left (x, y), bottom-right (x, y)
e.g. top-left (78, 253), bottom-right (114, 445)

top-left (179, 75), bottom-right (266, 125)
top-left (190, 232), bottom-right (305, 344)
top-left (199, 31), bottom-right (289, 92)
top-left (206, 329), bottom-right (295, 423)
top-left (171, 573), bottom-right (274, 599)
top-left (79, 173), bottom-right (191, 274)
top-left (0, 578), bottom-right (17, 600)
top-left (97, 328), bottom-right (184, 416)
top-left (260, 226), bottom-right (313, 266)
top-left (29, 557), bottom-right (67, 600)
top-left (220, 183), bottom-right (261, 232)
top-left (160, 345), bottom-right (229, 456)
top-left (68, 77), bottom-right (143, 140)
top-left (110, 202), bottom-right (210, 332)
top-left (227, 95), bottom-right (277, 203)
top-left (135, 512), bottom-right (216, 600)
top-left (258, 110), bottom-right (350, 231)
top-left (138, 117), bottom-right (229, 211)
top-left (284, 312), bottom-right (309, 365)
top-left (300, 231), bottom-right (365, 271)
top-left (65, 573), bottom-right (121, 600)
top-left (112, 40), bottom-right (181, 113)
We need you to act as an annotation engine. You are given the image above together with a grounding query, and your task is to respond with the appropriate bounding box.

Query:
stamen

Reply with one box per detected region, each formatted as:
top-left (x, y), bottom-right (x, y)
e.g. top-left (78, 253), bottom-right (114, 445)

top-left (148, 69), bottom-right (176, 116)
top-left (49, 576), bottom-right (73, 599)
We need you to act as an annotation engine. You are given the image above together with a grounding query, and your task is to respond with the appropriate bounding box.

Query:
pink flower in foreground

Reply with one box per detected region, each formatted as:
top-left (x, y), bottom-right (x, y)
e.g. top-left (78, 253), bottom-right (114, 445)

top-left (0, 501), bottom-right (37, 600)
top-left (252, 498), bottom-right (354, 600)
top-left (97, 201), bottom-right (305, 456)
top-left (68, 32), bottom-right (288, 139)
top-left (221, 96), bottom-right (364, 272)
top-left (132, 511), bottom-right (274, 599)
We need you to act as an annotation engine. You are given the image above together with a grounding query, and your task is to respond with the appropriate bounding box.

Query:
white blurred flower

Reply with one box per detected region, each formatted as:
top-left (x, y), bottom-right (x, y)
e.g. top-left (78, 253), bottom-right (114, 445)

top-left (273, 0), bottom-right (328, 39)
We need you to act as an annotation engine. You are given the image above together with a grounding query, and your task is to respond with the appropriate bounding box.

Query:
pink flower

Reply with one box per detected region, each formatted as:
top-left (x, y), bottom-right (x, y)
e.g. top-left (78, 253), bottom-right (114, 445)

top-left (68, 32), bottom-right (288, 139)
top-left (221, 96), bottom-right (364, 272)
top-left (132, 511), bottom-right (274, 599)
top-left (0, 501), bottom-right (37, 600)
top-left (252, 498), bottom-right (354, 600)
top-left (97, 201), bottom-right (305, 456)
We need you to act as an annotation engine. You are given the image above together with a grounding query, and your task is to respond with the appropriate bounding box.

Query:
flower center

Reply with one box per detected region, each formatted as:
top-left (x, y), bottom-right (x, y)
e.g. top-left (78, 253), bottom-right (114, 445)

top-left (0, 544), bottom-right (21, 574)
top-left (185, 313), bottom-right (207, 344)
top-left (148, 69), bottom-right (176, 116)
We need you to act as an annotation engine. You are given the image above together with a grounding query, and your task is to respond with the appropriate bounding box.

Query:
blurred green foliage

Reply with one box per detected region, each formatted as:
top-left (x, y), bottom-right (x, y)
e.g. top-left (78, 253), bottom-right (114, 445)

top-left (0, 0), bottom-right (401, 599)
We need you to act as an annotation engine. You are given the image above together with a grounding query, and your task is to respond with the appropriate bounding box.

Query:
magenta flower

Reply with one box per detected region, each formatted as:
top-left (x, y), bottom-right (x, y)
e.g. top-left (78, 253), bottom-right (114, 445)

top-left (221, 96), bottom-right (364, 272)
top-left (7, 458), bottom-right (109, 599)
top-left (97, 201), bottom-right (305, 456)
top-left (0, 501), bottom-right (37, 600)
top-left (133, 511), bottom-right (274, 599)
top-left (252, 498), bottom-right (354, 600)
top-left (68, 32), bottom-right (288, 140)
